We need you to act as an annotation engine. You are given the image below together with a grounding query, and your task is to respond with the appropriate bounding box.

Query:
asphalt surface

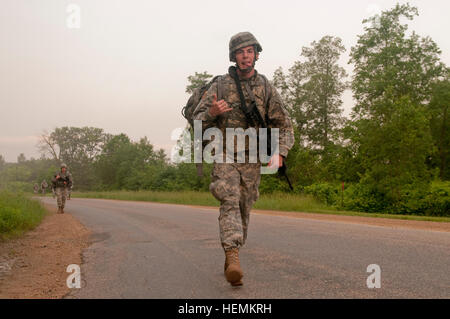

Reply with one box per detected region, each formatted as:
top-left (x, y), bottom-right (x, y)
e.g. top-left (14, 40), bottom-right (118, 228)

top-left (40, 197), bottom-right (450, 299)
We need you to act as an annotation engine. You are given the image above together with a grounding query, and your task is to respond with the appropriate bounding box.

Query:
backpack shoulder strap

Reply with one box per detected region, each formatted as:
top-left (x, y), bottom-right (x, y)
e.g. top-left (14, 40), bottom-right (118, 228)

top-left (216, 75), bottom-right (224, 101)
top-left (257, 73), bottom-right (272, 126)
top-left (259, 73), bottom-right (272, 110)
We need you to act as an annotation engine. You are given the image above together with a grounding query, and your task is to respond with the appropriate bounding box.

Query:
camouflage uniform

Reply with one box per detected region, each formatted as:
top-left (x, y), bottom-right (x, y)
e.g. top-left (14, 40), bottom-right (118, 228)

top-left (68, 184), bottom-right (73, 200)
top-left (51, 166), bottom-right (73, 212)
top-left (41, 180), bottom-right (48, 194)
top-left (194, 69), bottom-right (294, 251)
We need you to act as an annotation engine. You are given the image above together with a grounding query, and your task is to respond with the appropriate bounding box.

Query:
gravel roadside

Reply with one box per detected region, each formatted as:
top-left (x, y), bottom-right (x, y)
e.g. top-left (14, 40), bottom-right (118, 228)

top-left (0, 203), bottom-right (90, 299)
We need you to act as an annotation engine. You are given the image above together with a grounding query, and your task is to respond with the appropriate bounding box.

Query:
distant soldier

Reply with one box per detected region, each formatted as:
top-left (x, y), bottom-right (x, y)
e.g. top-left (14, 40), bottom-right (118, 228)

top-left (33, 183), bottom-right (39, 194)
top-left (41, 179), bottom-right (48, 195)
top-left (51, 163), bottom-right (73, 214)
top-left (68, 182), bottom-right (73, 200)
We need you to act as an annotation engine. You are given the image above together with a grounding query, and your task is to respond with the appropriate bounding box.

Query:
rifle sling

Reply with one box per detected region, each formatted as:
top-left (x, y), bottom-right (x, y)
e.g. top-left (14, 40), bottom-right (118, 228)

top-left (230, 68), bottom-right (256, 127)
top-left (229, 67), bottom-right (293, 190)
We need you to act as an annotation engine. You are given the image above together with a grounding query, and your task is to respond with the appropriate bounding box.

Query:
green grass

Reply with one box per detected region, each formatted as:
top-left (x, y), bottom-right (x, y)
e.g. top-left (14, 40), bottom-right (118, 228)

top-left (73, 190), bottom-right (220, 206)
top-left (73, 190), bottom-right (450, 223)
top-left (0, 190), bottom-right (48, 241)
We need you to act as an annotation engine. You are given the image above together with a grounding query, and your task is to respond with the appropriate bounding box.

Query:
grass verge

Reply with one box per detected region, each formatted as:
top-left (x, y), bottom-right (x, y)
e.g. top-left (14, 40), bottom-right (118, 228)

top-left (0, 190), bottom-right (48, 241)
top-left (73, 190), bottom-right (450, 223)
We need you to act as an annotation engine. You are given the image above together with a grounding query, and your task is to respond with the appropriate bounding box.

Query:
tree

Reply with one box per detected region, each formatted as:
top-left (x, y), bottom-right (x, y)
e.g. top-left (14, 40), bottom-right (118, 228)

top-left (354, 95), bottom-right (433, 198)
top-left (273, 65), bottom-right (308, 147)
top-left (186, 71), bottom-right (213, 94)
top-left (0, 155), bottom-right (5, 170)
top-left (95, 133), bottom-right (132, 189)
top-left (347, 3), bottom-right (444, 209)
top-left (429, 76), bottom-right (450, 179)
top-left (272, 36), bottom-right (348, 184)
top-left (37, 130), bottom-right (60, 161)
top-left (95, 134), bottom-right (165, 190)
top-left (273, 36), bottom-right (347, 151)
top-left (17, 153), bottom-right (26, 163)
top-left (349, 3), bottom-right (445, 119)
top-left (38, 127), bottom-right (108, 190)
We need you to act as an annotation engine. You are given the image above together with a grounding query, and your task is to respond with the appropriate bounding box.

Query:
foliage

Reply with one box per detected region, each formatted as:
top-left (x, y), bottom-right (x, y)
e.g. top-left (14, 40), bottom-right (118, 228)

top-left (349, 3), bottom-right (444, 117)
top-left (38, 126), bottom-right (108, 190)
top-left (342, 181), bottom-right (449, 216)
top-left (0, 155), bottom-right (5, 170)
top-left (342, 3), bottom-right (447, 214)
top-left (304, 182), bottom-right (340, 206)
top-left (0, 190), bottom-right (47, 240)
top-left (428, 77), bottom-right (450, 180)
top-left (350, 95), bottom-right (434, 203)
top-left (303, 181), bottom-right (449, 216)
top-left (273, 36), bottom-right (347, 150)
top-left (185, 71), bottom-right (213, 94)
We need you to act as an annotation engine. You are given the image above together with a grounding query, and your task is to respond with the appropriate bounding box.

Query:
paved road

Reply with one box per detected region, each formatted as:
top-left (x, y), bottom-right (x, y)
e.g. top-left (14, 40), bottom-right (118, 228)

top-left (40, 197), bottom-right (450, 298)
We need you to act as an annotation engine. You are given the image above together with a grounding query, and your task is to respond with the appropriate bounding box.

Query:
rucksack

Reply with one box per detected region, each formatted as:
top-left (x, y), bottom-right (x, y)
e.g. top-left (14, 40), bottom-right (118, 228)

top-left (181, 76), bottom-right (224, 176)
top-left (182, 76), bottom-right (223, 127)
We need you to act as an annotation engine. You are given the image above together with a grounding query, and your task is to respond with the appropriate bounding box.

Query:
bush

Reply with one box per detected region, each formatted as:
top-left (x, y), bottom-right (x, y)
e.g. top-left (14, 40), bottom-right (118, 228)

top-left (302, 181), bottom-right (449, 216)
top-left (341, 181), bottom-right (449, 216)
top-left (1, 181), bottom-right (33, 193)
top-left (0, 190), bottom-right (48, 240)
top-left (341, 183), bottom-right (391, 213)
top-left (259, 174), bottom-right (288, 194)
top-left (304, 183), bottom-right (340, 206)
top-left (393, 181), bottom-right (450, 216)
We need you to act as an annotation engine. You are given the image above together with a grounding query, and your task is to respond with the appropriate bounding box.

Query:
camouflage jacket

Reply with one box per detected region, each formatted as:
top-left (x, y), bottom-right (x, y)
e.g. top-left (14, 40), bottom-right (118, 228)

top-left (193, 68), bottom-right (294, 159)
top-left (52, 171), bottom-right (73, 188)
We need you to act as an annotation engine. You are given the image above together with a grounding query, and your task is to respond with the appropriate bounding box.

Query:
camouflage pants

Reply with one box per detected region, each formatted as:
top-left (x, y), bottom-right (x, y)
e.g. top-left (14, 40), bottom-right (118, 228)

top-left (55, 187), bottom-right (68, 209)
top-left (210, 162), bottom-right (261, 251)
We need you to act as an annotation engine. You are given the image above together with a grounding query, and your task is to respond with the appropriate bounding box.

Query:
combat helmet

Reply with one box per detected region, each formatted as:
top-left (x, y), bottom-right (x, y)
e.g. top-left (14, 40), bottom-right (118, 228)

top-left (229, 32), bottom-right (262, 62)
top-left (61, 163), bottom-right (67, 169)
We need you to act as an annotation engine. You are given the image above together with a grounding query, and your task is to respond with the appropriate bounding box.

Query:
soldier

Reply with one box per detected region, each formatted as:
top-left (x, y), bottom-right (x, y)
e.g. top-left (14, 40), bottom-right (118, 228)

top-left (68, 182), bottom-right (73, 200)
top-left (193, 32), bottom-right (294, 286)
top-left (41, 179), bottom-right (48, 195)
top-left (51, 163), bottom-right (73, 214)
top-left (33, 183), bottom-right (39, 194)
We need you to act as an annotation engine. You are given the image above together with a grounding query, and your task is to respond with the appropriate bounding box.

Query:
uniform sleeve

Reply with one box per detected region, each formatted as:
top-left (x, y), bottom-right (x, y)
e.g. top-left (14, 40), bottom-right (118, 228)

top-left (266, 84), bottom-right (295, 157)
top-left (193, 81), bottom-right (219, 130)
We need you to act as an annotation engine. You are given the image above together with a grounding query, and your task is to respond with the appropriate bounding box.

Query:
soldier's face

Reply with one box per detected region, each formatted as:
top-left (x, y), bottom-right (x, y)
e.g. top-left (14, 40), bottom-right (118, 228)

top-left (61, 168), bottom-right (66, 173)
top-left (235, 46), bottom-right (258, 72)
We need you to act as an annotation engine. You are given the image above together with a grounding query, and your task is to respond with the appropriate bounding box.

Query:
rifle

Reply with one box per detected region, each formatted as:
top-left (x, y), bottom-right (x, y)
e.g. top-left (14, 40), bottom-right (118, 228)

top-left (229, 66), bottom-right (293, 191)
top-left (55, 174), bottom-right (72, 188)
top-left (278, 160), bottom-right (294, 191)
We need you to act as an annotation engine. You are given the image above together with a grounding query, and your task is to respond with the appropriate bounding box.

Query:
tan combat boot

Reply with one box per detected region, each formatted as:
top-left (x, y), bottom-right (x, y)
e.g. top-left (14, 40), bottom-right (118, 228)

top-left (57, 207), bottom-right (62, 214)
top-left (224, 248), bottom-right (243, 286)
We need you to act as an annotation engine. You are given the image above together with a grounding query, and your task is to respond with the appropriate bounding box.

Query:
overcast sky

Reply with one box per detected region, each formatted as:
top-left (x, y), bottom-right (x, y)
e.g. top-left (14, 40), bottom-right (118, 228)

top-left (1, 0), bottom-right (449, 162)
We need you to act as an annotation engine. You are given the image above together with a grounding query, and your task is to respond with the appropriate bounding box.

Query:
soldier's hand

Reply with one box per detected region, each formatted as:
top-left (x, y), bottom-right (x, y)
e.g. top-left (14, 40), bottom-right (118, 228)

top-left (268, 154), bottom-right (283, 169)
top-left (208, 94), bottom-right (232, 117)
